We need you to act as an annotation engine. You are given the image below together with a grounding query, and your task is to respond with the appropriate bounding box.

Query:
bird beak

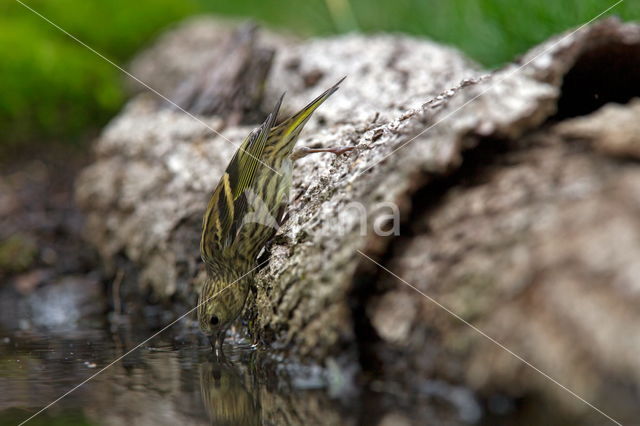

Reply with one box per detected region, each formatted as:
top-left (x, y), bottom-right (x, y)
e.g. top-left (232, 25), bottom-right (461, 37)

top-left (208, 335), bottom-right (217, 349)
top-left (208, 334), bottom-right (226, 359)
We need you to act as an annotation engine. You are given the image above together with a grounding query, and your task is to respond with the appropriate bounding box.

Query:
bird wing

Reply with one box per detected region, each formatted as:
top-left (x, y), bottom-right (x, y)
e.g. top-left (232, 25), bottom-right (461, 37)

top-left (269, 76), bottom-right (345, 155)
top-left (200, 77), bottom-right (345, 266)
top-left (200, 96), bottom-right (283, 264)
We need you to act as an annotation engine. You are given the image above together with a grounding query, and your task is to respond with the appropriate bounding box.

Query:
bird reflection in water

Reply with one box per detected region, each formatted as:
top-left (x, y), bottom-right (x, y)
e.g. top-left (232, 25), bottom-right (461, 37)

top-left (199, 352), bottom-right (261, 426)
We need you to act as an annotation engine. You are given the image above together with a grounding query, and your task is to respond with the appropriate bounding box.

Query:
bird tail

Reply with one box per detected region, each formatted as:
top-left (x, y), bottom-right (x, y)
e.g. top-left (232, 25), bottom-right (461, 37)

top-left (273, 76), bottom-right (346, 142)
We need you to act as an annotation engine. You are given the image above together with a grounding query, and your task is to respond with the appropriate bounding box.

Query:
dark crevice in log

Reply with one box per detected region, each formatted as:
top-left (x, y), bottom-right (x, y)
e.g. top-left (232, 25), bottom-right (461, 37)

top-left (405, 138), bottom-right (513, 237)
top-left (351, 136), bottom-right (513, 376)
top-left (348, 264), bottom-right (386, 372)
top-left (554, 41), bottom-right (640, 119)
top-left (348, 136), bottom-right (545, 422)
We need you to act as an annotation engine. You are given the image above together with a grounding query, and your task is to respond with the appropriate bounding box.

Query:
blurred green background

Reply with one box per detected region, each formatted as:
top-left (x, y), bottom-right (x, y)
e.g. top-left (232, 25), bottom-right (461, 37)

top-left (1, 0), bottom-right (637, 155)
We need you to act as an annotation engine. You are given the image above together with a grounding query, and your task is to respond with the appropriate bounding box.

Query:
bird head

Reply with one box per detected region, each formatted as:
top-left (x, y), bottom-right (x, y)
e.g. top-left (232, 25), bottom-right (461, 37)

top-left (197, 276), bottom-right (250, 349)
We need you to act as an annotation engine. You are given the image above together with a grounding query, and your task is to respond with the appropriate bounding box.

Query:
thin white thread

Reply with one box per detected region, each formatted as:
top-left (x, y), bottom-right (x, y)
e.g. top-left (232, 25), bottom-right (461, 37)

top-left (356, 250), bottom-right (622, 426)
top-left (356, 0), bottom-right (624, 177)
top-left (17, 258), bottom-right (269, 426)
top-left (14, 0), bottom-right (282, 177)
top-left (14, 1), bottom-right (625, 425)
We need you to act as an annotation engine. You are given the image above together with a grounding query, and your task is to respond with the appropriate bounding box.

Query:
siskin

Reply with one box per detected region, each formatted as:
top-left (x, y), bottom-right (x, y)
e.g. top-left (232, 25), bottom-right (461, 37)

top-left (200, 358), bottom-right (260, 425)
top-left (197, 78), bottom-right (353, 351)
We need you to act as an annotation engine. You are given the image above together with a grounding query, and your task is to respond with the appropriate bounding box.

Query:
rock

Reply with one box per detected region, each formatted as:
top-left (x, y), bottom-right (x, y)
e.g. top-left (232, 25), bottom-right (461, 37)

top-left (0, 275), bottom-right (104, 332)
top-left (368, 291), bottom-right (417, 345)
top-left (165, 22), bottom-right (275, 123)
top-left (76, 16), bottom-right (640, 422)
top-left (554, 98), bottom-right (640, 159)
top-left (127, 16), bottom-right (295, 98)
top-left (76, 16), bottom-right (482, 308)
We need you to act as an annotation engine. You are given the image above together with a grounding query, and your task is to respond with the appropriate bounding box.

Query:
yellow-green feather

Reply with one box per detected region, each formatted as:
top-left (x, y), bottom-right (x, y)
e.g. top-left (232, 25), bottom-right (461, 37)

top-left (200, 78), bottom-right (343, 274)
top-left (198, 78), bottom-right (344, 342)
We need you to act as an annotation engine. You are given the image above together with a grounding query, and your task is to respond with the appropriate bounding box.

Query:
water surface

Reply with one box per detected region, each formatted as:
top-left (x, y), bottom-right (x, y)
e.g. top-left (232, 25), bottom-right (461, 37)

top-left (0, 323), bottom-right (364, 426)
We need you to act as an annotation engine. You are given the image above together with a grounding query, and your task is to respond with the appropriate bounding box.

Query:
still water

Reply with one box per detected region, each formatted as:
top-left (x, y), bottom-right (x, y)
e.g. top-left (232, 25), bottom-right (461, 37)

top-left (0, 265), bottom-right (493, 426)
top-left (0, 323), bottom-right (367, 426)
top-left (0, 320), bottom-right (599, 426)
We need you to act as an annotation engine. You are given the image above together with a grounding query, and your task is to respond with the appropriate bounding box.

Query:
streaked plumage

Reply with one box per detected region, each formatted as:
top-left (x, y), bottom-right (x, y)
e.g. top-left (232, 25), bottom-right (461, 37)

top-left (200, 359), bottom-right (260, 425)
top-left (197, 78), bottom-right (351, 350)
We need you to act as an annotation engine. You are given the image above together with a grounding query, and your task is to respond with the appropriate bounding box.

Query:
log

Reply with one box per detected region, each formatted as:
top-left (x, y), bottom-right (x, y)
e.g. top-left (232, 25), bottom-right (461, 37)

top-left (75, 17), bottom-right (640, 422)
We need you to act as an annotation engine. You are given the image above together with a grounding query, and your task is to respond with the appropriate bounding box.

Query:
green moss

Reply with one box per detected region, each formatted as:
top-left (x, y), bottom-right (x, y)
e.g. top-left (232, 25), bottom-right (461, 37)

top-left (3, 0), bottom-right (639, 153)
top-left (0, 0), bottom-right (197, 152)
top-left (0, 234), bottom-right (38, 273)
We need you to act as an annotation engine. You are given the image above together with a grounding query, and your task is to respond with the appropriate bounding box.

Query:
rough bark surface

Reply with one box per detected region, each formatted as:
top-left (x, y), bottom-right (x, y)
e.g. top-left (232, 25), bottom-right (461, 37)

top-left (166, 21), bottom-right (275, 123)
top-left (76, 17), bottom-right (640, 421)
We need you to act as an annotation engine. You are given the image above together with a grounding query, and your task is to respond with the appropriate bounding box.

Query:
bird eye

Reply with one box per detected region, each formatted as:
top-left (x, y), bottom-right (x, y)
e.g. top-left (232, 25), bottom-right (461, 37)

top-left (210, 315), bottom-right (219, 326)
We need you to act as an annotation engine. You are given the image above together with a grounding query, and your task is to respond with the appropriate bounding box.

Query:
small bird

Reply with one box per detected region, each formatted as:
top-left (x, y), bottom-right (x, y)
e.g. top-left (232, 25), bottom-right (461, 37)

top-left (200, 357), bottom-right (261, 425)
top-left (197, 78), bottom-right (353, 351)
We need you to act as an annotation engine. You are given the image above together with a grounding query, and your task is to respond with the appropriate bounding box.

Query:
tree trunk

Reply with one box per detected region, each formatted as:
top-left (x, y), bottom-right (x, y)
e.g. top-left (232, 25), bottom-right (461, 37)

top-left (75, 17), bottom-right (640, 422)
